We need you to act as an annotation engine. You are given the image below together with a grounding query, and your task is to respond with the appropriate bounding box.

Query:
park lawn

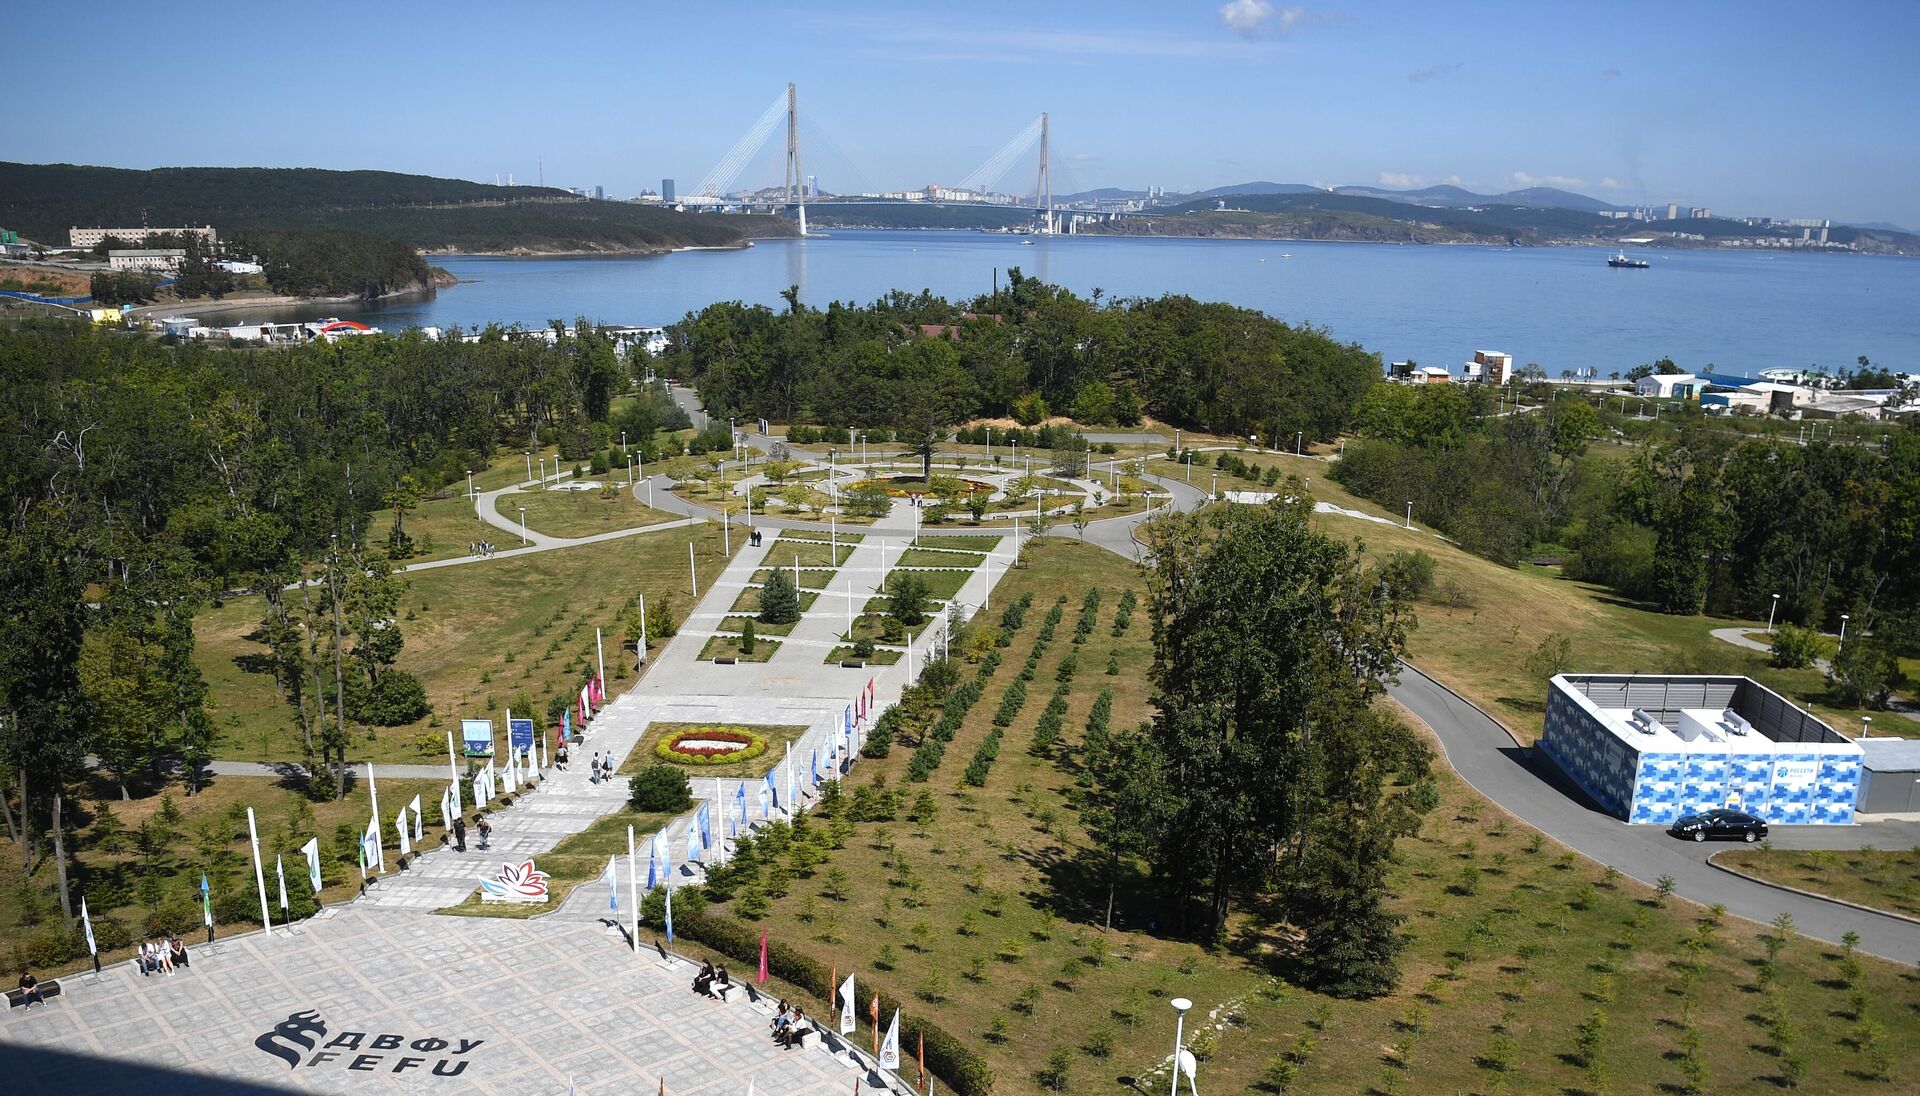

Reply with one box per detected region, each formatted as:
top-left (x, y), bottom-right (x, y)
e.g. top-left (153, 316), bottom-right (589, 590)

top-left (372, 494), bottom-right (498, 563)
top-left (912, 535), bottom-right (1004, 551)
top-left (469, 443), bottom-right (562, 491)
top-left (763, 537), bottom-right (857, 569)
top-left (2, 772), bottom-right (452, 978)
top-left (775, 530), bottom-right (867, 544)
top-left (699, 635), bottom-right (780, 662)
top-left (893, 548), bottom-right (986, 569)
top-left (690, 536), bottom-right (1920, 1095)
top-left (824, 646), bottom-right (902, 666)
top-left (1714, 847), bottom-right (1920, 920)
top-left (616, 723), bottom-right (811, 780)
top-left (716, 614), bottom-right (799, 637)
top-left (498, 487), bottom-right (680, 538)
top-left (727, 586), bottom-right (820, 617)
top-left (193, 524), bottom-right (738, 765)
top-left (434, 806), bottom-right (679, 919)
top-left (1298, 498), bottom-right (1920, 743)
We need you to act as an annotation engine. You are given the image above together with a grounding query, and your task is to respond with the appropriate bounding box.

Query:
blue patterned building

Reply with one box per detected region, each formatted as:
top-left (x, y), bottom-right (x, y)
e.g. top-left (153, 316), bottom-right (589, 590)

top-left (1540, 674), bottom-right (1862, 825)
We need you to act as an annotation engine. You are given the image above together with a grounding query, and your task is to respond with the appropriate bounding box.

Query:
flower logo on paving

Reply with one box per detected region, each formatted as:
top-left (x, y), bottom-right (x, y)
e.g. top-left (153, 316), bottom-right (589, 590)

top-left (479, 859), bottom-right (550, 901)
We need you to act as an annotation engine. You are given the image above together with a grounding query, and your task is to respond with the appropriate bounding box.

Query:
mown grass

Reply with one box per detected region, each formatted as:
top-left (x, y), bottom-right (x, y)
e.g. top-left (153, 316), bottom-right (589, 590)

top-left (691, 537), bottom-right (1920, 1095)
top-left (699, 635), bottom-right (780, 662)
top-left (1716, 847), bottom-right (1920, 920)
top-left (194, 523), bottom-right (739, 764)
top-left (500, 486), bottom-right (680, 538)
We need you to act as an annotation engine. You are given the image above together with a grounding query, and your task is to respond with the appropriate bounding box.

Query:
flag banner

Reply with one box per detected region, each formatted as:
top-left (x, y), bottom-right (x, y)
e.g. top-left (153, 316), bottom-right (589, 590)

top-left (301, 837), bottom-right (322, 893)
top-left (810, 748), bottom-right (821, 784)
top-left (696, 802), bottom-right (712, 849)
top-left (733, 784), bottom-right (747, 834)
top-left (474, 771), bottom-right (488, 808)
top-left (647, 832), bottom-right (661, 890)
top-left (579, 686), bottom-right (590, 723)
top-left (440, 785), bottom-right (454, 829)
top-left (664, 885), bottom-right (675, 942)
top-left (201, 874), bottom-right (213, 927)
top-left (409, 795), bottom-right (424, 841)
top-left (396, 807), bottom-right (412, 856)
top-left (509, 717), bottom-right (535, 751)
top-left (758, 787), bottom-right (771, 819)
top-left (562, 709), bottom-right (572, 742)
top-left (276, 855), bottom-right (289, 910)
top-left (838, 973), bottom-right (857, 1035)
top-left (757, 930), bottom-right (769, 984)
top-left (869, 993), bottom-right (880, 1052)
top-left (763, 769), bottom-right (778, 811)
top-left (81, 898), bottom-right (97, 955)
top-left (605, 856), bottom-right (620, 911)
top-left (363, 816), bottom-right (382, 869)
top-left (844, 705), bottom-right (853, 735)
top-left (461, 718), bottom-right (494, 756)
top-left (880, 1009), bottom-right (901, 1069)
top-left (685, 824), bottom-right (701, 866)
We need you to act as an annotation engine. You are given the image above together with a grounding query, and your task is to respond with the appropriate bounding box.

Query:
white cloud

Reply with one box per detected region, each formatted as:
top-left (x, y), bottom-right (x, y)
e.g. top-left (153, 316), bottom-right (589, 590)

top-left (1378, 171), bottom-right (1463, 189)
top-left (1407, 62), bottom-right (1463, 83)
top-left (1598, 177), bottom-right (1623, 190)
top-left (1219, 1), bottom-right (1314, 37)
top-left (1508, 171), bottom-right (1588, 191)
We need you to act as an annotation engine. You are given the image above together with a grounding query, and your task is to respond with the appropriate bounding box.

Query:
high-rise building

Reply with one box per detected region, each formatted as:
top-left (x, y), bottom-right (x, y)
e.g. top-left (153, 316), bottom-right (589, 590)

top-left (1689, 207), bottom-right (1711, 219)
top-left (1666, 202), bottom-right (1679, 220)
top-left (593, 185), bottom-right (604, 200)
top-left (662, 178), bottom-right (676, 203)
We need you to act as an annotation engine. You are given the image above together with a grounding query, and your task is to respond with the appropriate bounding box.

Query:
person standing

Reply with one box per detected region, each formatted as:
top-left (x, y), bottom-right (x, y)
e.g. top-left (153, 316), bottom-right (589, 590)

top-left (475, 814), bottom-right (492, 851)
top-left (590, 752), bottom-right (602, 784)
top-left (452, 816), bottom-right (467, 852)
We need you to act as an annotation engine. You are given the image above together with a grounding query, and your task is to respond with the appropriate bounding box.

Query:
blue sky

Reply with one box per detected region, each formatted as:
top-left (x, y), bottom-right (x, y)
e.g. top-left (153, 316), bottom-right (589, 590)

top-left (10, 0), bottom-right (1919, 225)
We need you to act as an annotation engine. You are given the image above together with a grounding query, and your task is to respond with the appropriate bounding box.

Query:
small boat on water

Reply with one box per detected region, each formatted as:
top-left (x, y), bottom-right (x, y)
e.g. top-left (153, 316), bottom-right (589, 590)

top-left (1020, 239), bottom-right (1034, 245)
top-left (1608, 251), bottom-right (1650, 269)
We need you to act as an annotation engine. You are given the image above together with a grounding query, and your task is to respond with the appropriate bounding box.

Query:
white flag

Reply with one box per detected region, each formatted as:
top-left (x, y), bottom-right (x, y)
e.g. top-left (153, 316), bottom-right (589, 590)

top-left (80, 897), bottom-right (97, 955)
top-left (473, 770), bottom-right (488, 809)
top-left (685, 824), bottom-right (702, 866)
top-left (300, 837), bottom-right (322, 892)
top-left (276, 854), bottom-right (289, 911)
top-left (440, 785), bottom-right (453, 829)
top-left (605, 856), bottom-right (620, 912)
top-left (838, 972), bottom-right (857, 1035)
top-left (880, 1008), bottom-right (901, 1069)
top-left (409, 795), bottom-right (424, 841)
top-left (363, 815), bottom-right (381, 870)
top-left (396, 807), bottom-right (412, 856)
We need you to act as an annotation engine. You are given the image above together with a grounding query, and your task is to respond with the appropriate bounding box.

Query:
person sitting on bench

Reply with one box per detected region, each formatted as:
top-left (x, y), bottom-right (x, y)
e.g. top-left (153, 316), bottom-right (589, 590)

top-left (782, 1007), bottom-right (811, 1049)
top-left (16, 970), bottom-right (43, 1009)
top-left (713, 965), bottom-right (733, 994)
top-left (168, 935), bottom-right (189, 970)
top-left (691, 960), bottom-right (716, 998)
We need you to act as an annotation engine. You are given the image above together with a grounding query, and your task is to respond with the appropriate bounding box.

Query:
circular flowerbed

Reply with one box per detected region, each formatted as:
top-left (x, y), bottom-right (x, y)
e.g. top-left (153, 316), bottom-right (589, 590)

top-left (655, 726), bottom-right (769, 766)
top-left (850, 475), bottom-right (996, 498)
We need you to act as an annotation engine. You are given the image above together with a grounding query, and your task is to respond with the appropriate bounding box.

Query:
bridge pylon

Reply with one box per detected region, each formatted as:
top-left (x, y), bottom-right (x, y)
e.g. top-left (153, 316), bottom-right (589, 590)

top-left (1035, 112), bottom-right (1052, 234)
top-left (784, 82), bottom-right (807, 236)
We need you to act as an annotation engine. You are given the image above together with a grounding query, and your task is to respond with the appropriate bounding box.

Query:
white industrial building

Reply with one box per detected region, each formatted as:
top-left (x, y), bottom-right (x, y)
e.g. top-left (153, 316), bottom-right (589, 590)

top-left (108, 249), bottom-right (186, 273)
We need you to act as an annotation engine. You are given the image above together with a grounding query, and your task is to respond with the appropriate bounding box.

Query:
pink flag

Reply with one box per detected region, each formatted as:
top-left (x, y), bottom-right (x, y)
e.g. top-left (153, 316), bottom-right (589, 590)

top-left (757, 930), bottom-right (769, 983)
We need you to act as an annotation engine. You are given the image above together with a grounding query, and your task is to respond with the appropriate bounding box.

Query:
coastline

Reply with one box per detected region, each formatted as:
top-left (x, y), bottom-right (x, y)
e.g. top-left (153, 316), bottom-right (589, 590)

top-left (127, 283), bottom-right (437, 319)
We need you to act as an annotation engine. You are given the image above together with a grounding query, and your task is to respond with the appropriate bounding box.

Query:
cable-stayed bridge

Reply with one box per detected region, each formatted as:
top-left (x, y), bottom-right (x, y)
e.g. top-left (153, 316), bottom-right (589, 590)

top-left (685, 85), bottom-right (1147, 234)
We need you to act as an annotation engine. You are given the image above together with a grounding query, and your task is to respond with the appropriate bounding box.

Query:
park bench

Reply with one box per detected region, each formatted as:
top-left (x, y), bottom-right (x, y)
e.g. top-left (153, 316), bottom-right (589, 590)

top-left (714, 656), bottom-right (737, 665)
top-left (715, 981), bottom-right (742, 1003)
top-left (6, 980), bottom-right (60, 1008)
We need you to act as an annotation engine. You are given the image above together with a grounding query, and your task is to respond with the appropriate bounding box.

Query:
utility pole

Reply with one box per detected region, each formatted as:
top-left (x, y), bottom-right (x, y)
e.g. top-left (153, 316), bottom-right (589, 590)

top-left (1034, 112), bottom-right (1052, 234)
top-left (785, 82), bottom-right (808, 237)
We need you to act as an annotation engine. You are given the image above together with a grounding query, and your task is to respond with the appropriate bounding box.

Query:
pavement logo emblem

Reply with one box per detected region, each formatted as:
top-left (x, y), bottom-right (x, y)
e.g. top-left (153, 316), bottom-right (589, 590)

top-left (255, 1009), bottom-right (328, 1069)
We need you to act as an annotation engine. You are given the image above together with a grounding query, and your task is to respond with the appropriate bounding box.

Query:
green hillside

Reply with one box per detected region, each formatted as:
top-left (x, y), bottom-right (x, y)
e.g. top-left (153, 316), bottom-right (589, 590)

top-left (0, 162), bottom-right (792, 253)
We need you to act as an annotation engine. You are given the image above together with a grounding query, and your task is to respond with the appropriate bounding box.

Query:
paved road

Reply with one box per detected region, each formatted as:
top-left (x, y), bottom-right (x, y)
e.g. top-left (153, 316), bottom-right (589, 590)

top-left (1388, 663), bottom-right (1920, 963)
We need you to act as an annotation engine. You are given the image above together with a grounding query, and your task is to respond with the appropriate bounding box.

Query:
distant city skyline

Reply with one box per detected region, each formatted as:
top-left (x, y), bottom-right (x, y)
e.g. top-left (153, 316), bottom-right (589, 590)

top-left (9, 0), bottom-right (1919, 227)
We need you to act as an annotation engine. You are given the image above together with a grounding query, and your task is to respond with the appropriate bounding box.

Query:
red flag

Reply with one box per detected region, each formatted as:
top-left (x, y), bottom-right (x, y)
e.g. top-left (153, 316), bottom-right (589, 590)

top-left (870, 992), bottom-right (880, 1054)
top-left (758, 930), bottom-right (769, 984)
top-left (917, 1031), bottom-right (926, 1090)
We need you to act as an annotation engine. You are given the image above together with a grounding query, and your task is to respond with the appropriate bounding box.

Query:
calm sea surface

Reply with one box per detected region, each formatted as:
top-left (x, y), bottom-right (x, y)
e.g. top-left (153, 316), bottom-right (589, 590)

top-left (233, 231), bottom-right (1919, 376)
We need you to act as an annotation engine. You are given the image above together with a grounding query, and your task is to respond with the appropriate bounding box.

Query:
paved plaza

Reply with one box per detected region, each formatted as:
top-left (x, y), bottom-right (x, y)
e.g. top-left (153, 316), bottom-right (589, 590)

top-left (0, 908), bottom-right (881, 1095)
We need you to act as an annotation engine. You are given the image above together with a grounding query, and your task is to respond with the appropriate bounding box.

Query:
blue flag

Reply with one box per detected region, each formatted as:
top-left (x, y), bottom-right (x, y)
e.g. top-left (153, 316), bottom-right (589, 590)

top-left (811, 748), bottom-right (821, 783)
top-left (664, 885), bottom-right (675, 943)
top-left (646, 834), bottom-right (659, 890)
top-left (562, 708), bottom-right (571, 742)
top-left (696, 801), bottom-right (712, 849)
top-left (764, 769), bottom-right (779, 810)
top-left (734, 784), bottom-right (747, 834)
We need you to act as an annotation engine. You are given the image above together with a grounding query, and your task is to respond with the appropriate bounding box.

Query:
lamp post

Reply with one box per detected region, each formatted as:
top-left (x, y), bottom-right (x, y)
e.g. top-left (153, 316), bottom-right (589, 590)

top-left (466, 470), bottom-right (474, 500)
top-left (1767, 593), bottom-right (1780, 634)
top-left (518, 506), bottom-right (528, 546)
top-left (1210, 473), bottom-right (1217, 498)
top-left (1295, 430), bottom-right (1302, 455)
top-left (829, 448), bottom-right (837, 500)
top-left (1861, 715), bottom-right (1872, 740)
top-left (1839, 613), bottom-right (1850, 649)
top-left (538, 457), bottom-right (547, 487)
top-left (524, 450), bottom-right (532, 484)
top-left (1405, 501), bottom-right (1414, 529)
top-left (1168, 998), bottom-right (1193, 1096)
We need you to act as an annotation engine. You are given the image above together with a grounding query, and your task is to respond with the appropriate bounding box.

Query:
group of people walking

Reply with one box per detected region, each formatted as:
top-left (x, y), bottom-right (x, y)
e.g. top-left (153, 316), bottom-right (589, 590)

top-left (467, 541), bottom-right (500, 557)
top-left (449, 813), bottom-right (491, 853)
top-left (587, 751), bottom-right (615, 784)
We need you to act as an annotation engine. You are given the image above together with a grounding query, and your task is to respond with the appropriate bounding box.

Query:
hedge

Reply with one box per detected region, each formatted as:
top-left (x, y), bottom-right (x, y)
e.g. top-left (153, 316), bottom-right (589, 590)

top-left (674, 907), bottom-right (995, 1095)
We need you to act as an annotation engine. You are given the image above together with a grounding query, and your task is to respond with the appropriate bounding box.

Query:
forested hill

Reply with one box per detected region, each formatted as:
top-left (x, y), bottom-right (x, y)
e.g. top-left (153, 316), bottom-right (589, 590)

top-left (0, 162), bottom-right (791, 253)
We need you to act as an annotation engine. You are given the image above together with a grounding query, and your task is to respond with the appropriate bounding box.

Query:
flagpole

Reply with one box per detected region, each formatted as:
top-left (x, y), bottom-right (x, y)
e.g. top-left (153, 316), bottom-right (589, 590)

top-left (246, 807), bottom-right (273, 936)
top-left (627, 825), bottom-right (641, 954)
top-left (366, 762), bottom-right (384, 872)
top-left (596, 628), bottom-right (606, 694)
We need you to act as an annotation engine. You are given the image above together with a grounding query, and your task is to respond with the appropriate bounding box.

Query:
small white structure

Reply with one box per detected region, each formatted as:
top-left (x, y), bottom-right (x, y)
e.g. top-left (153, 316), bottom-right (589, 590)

top-left (1635, 373), bottom-right (1700, 399)
top-left (108, 249), bottom-right (186, 274)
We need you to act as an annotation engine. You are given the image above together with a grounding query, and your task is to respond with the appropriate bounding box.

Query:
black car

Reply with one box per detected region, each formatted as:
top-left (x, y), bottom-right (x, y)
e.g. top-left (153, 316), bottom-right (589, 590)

top-left (1668, 809), bottom-right (1768, 842)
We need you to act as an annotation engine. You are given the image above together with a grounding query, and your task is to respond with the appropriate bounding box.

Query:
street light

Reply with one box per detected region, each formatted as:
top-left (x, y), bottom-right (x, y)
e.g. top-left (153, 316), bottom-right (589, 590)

top-left (1210, 473), bottom-right (1217, 498)
top-left (1405, 501), bottom-right (1414, 529)
top-left (1861, 715), bottom-right (1872, 740)
top-left (829, 448), bottom-right (837, 500)
top-left (1839, 613), bottom-right (1850, 649)
top-left (1295, 430), bottom-right (1302, 455)
top-left (1767, 593), bottom-right (1780, 633)
top-left (1168, 998), bottom-right (1193, 1096)
top-left (524, 450), bottom-right (532, 484)
top-left (517, 506), bottom-right (528, 545)
top-left (465, 470), bottom-right (474, 501)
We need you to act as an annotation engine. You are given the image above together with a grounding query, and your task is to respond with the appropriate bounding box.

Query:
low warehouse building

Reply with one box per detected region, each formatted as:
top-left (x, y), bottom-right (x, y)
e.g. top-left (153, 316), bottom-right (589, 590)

top-left (1857, 738), bottom-right (1920, 814)
top-left (1540, 673), bottom-right (1862, 825)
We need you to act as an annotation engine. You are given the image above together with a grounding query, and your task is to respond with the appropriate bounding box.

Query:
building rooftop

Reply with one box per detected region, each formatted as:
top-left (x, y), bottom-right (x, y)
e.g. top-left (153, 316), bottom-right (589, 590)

top-left (1858, 737), bottom-right (1920, 771)
top-left (1551, 673), bottom-right (1857, 756)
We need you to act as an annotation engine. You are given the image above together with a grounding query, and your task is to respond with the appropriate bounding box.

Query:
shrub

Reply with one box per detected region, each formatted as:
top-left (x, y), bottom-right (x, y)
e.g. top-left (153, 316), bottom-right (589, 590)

top-left (350, 670), bottom-right (431, 726)
top-left (629, 763), bottom-right (694, 811)
top-left (1381, 548), bottom-right (1437, 600)
top-left (1769, 623), bottom-right (1825, 669)
top-left (740, 619), bottom-right (757, 655)
top-left (886, 572), bottom-right (931, 627)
